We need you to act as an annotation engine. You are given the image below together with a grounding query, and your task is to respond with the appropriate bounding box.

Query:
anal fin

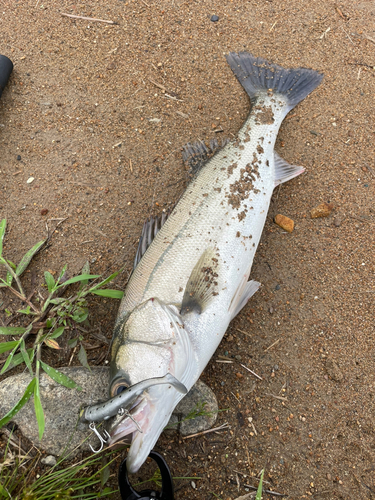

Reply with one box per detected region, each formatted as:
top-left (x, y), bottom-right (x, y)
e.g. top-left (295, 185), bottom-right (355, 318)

top-left (180, 248), bottom-right (220, 316)
top-left (274, 151), bottom-right (305, 186)
top-left (229, 279), bottom-right (260, 322)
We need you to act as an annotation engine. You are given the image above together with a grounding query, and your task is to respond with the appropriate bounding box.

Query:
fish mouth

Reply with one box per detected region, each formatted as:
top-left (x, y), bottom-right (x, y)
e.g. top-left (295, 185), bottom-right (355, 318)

top-left (107, 396), bottom-right (147, 443)
top-left (107, 386), bottom-right (183, 473)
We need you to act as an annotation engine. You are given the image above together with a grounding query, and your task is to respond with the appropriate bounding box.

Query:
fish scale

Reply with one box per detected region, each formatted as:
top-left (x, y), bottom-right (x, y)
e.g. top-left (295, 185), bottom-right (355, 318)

top-left (120, 100), bottom-right (285, 317)
top-left (108, 51), bottom-right (323, 473)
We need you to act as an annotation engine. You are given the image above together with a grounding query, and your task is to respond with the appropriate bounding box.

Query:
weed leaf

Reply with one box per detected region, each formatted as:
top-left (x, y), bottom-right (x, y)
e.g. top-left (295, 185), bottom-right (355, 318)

top-left (34, 379), bottom-right (45, 440)
top-left (89, 270), bottom-right (121, 291)
top-left (17, 305), bottom-right (32, 315)
top-left (40, 360), bottom-right (82, 390)
top-left (16, 239), bottom-right (46, 277)
top-left (0, 326), bottom-right (26, 335)
top-left (91, 289), bottom-right (124, 299)
top-left (49, 326), bottom-right (65, 339)
top-left (57, 274), bottom-right (100, 288)
top-left (49, 297), bottom-right (66, 305)
top-left (255, 469), bottom-right (264, 500)
top-left (58, 264), bottom-right (68, 282)
top-left (100, 460), bottom-right (110, 487)
top-left (20, 340), bottom-right (34, 375)
top-left (0, 378), bottom-right (36, 429)
top-left (0, 341), bottom-right (21, 374)
top-left (0, 219), bottom-right (6, 257)
top-left (4, 348), bottom-right (34, 373)
top-left (0, 483), bottom-right (11, 499)
top-left (78, 344), bottom-right (91, 371)
top-left (44, 271), bottom-right (56, 293)
top-left (0, 341), bottom-right (19, 355)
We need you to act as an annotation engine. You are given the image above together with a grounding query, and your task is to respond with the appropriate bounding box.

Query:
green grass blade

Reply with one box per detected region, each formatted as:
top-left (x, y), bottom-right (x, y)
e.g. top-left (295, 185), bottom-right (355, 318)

top-left (3, 348), bottom-right (34, 373)
top-left (0, 219), bottom-right (6, 258)
top-left (16, 239), bottom-right (46, 276)
top-left (20, 340), bottom-right (34, 376)
top-left (44, 271), bottom-right (55, 293)
top-left (0, 326), bottom-right (26, 335)
top-left (0, 341), bottom-right (21, 375)
top-left (56, 274), bottom-right (100, 288)
top-left (0, 378), bottom-right (36, 429)
top-left (40, 361), bottom-right (82, 390)
top-left (255, 469), bottom-right (264, 500)
top-left (89, 270), bottom-right (120, 291)
top-left (0, 340), bottom-right (19, 354)
top-left (0, 482), bottom-right (11, 499)
top-left (90, 289), bottom-right (124, 299)
top-left (34, 377), bottom-right (45, 440)
top-left (5, 270), bottom-right (12, 287)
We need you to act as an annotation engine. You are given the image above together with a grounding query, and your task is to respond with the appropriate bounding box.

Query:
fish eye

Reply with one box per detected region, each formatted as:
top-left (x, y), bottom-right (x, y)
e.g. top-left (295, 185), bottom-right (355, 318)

top-left (110, 378), bottom-right (130, 397)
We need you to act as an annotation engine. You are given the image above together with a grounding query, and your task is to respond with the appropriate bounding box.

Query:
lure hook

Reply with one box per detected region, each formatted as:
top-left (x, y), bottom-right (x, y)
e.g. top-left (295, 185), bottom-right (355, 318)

top-left (89, 422), bottom-right (110, 453)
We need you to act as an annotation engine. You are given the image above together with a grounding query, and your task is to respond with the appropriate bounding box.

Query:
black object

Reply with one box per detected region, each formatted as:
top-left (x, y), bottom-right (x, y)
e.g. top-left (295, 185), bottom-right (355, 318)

top-left (0, 55), bottom-right (13, 99)
top-left (211, 15), bottom-right (219, 22)
top-left (118, 451), bottom-right (174, 500)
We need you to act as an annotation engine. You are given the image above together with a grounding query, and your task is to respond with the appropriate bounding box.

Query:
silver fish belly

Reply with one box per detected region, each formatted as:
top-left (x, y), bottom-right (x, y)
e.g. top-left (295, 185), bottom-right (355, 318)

top-left (108, 52), bottom-right (323, 473)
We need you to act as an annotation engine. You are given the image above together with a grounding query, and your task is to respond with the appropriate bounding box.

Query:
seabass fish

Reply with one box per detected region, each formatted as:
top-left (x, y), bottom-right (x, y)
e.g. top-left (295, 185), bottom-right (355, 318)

top-left (108, 52), bottom-right (323, 472)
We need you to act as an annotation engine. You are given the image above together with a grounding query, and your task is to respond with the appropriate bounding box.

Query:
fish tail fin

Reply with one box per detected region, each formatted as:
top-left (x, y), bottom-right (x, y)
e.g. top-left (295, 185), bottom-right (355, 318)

top-left (226, 52), bottom-right (323, 112)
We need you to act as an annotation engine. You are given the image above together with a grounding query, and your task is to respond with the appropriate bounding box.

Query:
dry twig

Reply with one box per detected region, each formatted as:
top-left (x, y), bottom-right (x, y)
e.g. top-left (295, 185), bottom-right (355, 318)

top-left (182, 422), bottom-right (229, 440)
top-left (240, 363), bottom-right (263, 381)
top-left (61, 13), bottom-right (116, 24)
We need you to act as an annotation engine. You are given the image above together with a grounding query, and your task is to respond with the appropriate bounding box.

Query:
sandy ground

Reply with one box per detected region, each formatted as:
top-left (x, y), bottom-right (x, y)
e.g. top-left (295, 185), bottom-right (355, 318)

top-left (1, 0), bottom-right (375, 499)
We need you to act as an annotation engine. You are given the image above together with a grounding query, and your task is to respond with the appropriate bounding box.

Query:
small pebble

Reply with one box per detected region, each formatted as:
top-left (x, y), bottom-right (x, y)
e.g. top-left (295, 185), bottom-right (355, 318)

top-left (274, 214), bottom-right (294, 232)
top-left (211, 14), bottom-right (219, 22)
top-left (26, 177), bottom-right (34, 184)
top-left (16, 155), bottom-right (21, 161)
top-left (310, 202), bottom-right (334, 218)
top-left (40, 208), bottom-right (48, 216)
top-left (333, 217), bottom-right (342, 227)
top-left (41, 455), bottom-right (57, 466)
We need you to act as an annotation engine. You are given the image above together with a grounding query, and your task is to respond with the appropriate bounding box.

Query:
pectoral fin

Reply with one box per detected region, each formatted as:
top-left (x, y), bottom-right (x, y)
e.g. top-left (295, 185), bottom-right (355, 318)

top-left (180, 248), bottom-right (220, 316)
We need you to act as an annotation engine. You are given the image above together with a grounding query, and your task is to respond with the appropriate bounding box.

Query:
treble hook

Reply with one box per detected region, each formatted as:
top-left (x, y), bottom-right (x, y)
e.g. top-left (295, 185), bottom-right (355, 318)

top-left (118, 408), bottom-right (143, 434)
top-left (89, 422), bottom-right (111, 453)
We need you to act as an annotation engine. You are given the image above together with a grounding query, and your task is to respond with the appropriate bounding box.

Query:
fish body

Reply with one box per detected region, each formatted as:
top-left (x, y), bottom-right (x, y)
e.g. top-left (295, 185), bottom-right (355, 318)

top-left (108, 52), bottom-right (323, 472)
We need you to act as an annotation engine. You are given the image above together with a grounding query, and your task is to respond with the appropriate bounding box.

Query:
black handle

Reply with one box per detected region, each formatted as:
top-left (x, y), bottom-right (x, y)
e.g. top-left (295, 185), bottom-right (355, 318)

top-left (0, 55), bottom-right (13, 99)
top-left (118, 451), bottom-right (174, 500)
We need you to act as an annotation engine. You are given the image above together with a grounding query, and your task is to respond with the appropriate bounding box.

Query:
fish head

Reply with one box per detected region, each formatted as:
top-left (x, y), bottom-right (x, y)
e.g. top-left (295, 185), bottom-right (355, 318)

top-left (108, 297), bottom-right (197, 472)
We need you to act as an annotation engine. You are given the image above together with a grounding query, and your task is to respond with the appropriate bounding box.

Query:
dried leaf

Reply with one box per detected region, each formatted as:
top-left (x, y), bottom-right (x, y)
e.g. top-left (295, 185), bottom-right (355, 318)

top-left (78, 344), bottom-right (91, 371)
top-left (44, 339), bottom-right (61, 350)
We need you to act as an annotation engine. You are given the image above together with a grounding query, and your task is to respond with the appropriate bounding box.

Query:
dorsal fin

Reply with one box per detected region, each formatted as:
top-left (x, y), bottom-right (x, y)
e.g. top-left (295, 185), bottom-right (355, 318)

top-left (133, 213), bottom-right (169, 269)
top-left (182, 138), bottom-right (230, 178)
